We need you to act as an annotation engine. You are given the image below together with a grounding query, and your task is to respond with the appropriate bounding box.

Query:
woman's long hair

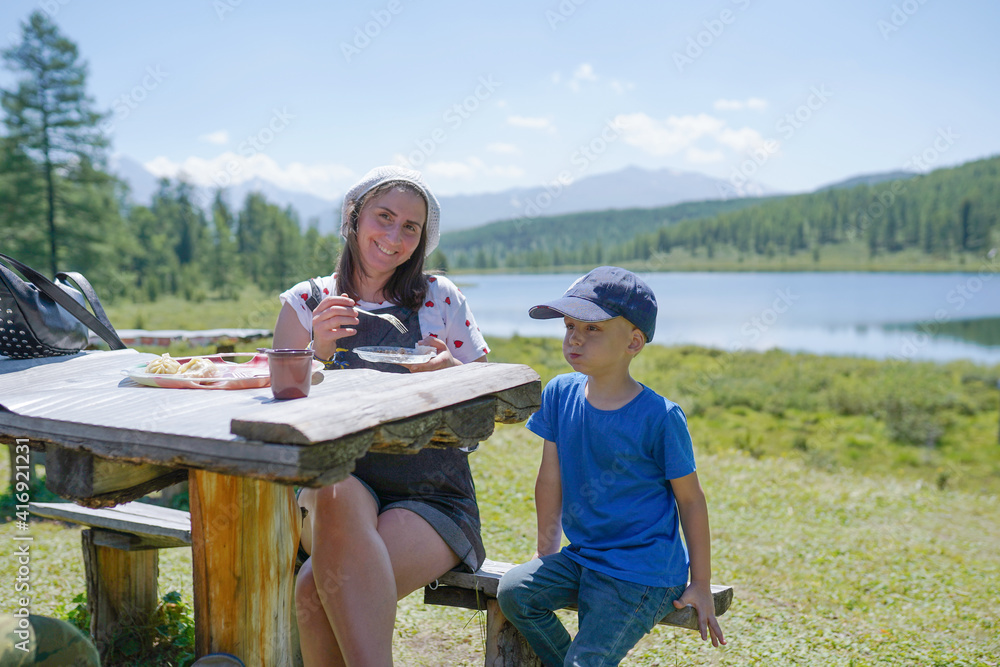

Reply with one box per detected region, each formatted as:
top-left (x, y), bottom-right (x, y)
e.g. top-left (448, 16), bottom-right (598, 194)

top-left (336, 181), bottom-right (429, 310)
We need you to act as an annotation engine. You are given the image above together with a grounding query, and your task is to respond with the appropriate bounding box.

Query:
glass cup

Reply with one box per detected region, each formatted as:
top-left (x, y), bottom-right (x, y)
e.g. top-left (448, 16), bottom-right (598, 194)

top-left (266, 348), bottom-right (313, 400)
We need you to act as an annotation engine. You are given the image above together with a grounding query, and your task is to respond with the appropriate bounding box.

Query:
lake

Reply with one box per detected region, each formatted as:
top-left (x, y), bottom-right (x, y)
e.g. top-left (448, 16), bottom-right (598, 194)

top-left (455, 271), bottom-right (1000, 365)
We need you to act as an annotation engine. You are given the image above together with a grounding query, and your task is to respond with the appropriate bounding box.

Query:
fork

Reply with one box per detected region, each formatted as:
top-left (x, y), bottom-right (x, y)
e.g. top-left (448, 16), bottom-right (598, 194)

top-left (356, 307), bottom-right (408, 334)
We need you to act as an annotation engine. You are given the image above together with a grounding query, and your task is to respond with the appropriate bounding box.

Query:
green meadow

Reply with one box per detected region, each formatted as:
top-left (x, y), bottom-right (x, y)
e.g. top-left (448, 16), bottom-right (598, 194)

top-left (2, 291), bottom-right (998, 665)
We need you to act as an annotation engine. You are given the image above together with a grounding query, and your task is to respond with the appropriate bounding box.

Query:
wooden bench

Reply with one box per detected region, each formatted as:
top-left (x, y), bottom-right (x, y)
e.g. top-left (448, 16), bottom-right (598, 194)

top-left (425, 559), bottom-right (734, 666)
top-left (29, 501), bottom-right (191, 658)
top-left (32, 501), bottom-right (733, 666)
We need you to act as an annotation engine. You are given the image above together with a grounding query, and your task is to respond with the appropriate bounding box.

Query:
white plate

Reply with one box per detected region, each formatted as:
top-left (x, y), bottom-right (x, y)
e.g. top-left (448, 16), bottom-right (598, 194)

top-left (353, 345), bottom-right (437, 365)
top-left (123, 353), bottom-right (322, 390)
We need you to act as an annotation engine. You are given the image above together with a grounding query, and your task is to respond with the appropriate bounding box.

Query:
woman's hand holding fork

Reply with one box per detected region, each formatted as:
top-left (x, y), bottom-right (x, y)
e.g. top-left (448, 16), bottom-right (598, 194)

top-left (310, 293), bottom-right (359, 360)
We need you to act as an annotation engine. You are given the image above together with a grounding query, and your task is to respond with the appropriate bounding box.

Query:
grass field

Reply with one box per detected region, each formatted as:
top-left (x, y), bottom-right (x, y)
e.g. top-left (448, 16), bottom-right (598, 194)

top-left (2, 313), bottom-right (999, 664)
top-left (2, 429), bottom-right (998, 665)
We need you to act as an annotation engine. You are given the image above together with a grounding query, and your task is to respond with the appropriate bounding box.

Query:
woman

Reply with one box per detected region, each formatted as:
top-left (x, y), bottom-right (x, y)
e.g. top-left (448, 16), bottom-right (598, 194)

top-left (273, 166), bottom-right (489, 666)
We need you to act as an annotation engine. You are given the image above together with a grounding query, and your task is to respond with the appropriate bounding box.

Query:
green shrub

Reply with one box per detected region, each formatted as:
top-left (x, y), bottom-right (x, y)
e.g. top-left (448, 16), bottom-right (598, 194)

top-left (64, 591), bottom-right (196, 667)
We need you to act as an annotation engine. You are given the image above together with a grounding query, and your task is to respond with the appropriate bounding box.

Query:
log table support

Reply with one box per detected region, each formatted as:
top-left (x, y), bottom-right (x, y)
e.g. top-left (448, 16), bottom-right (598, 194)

top-left (189, 469), bottom-right (300, 666)
top-left (82, 529), bottom-right (159, 661)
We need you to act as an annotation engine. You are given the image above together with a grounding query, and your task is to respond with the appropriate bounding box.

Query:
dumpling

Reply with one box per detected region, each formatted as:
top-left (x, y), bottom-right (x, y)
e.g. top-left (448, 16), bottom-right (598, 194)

top-left (145, 353), bottom-right (181, 374)
top-left (178, 358), bottom-right (220, 378)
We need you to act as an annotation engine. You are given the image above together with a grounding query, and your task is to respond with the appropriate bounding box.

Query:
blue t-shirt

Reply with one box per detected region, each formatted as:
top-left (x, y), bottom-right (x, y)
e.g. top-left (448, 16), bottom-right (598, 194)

top-left (525, 373), bottom-right (697, 587)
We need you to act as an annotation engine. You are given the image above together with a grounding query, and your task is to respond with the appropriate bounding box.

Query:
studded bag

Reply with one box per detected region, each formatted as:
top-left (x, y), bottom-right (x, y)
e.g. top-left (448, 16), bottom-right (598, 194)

top-left (0, 253), bottom-right (126, 359)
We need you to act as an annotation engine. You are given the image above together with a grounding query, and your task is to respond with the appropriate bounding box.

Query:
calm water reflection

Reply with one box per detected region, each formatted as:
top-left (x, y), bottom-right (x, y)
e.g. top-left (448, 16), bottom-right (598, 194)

top-left (455, 272), bottom-right (1000, 364)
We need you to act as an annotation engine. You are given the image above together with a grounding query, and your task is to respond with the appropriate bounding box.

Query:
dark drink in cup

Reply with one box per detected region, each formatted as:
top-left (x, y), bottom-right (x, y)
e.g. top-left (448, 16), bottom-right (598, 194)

top-left (266, 349), bottom-right (313, 399)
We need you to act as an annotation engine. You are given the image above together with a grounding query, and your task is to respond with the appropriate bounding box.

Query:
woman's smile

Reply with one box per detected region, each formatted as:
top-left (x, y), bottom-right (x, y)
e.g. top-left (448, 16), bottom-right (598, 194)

top-left (374, 240), bottom-right (397, 256)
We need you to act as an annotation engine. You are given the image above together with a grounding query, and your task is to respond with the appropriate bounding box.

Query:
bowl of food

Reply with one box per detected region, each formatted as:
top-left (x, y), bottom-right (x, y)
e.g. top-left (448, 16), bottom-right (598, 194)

top-left (353, 345), bottom-right (437, 365)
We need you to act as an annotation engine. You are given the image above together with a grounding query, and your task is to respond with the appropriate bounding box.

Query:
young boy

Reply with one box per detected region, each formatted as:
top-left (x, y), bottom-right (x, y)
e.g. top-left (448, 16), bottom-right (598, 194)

top-left (497, 266), bottom-right (725, 666)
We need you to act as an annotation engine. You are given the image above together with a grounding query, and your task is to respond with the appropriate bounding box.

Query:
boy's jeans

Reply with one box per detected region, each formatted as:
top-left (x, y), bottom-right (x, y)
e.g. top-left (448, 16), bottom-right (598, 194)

top-left (497, 552), bottom-right (686, 667)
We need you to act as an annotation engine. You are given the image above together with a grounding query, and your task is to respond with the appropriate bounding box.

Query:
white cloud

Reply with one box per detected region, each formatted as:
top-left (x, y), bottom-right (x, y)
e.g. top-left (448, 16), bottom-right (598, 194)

top-left (486, 142), bottom-right (520, 155)
top-left (569, 63), bottom-right (597, 93)
top-left (143, 152), bottom-right (354, 199)
top-left (425, 160), bottom-right (478, 180)
top-left (490, 164), bottom-right (526, 178)
top-left (713, 99), bottom-right (743, 111)
top-left (613, 112), bottom-right (767, 161)
top-left (402, 156), bottom-right (524, 182)
top-left (685, 147), bottom-right (726, 164)
top-left (507, 115), bottom-right (554, 132)
top-left (198, 130), bottom-right (229, 145)
top-left (610, 80), bottom-right (635, 95)
top-left (573, 63), bottom-right (597, 81)
top-left (716, 126), bottom-right (767, 152)
top-left (713, 97), bottom-right (768, 111)
top-left (614, 112), bottom-right (726, 156)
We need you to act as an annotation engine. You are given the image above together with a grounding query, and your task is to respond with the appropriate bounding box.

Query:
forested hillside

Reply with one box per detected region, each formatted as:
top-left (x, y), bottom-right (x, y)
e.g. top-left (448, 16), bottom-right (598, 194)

top-left (634, 155), bottom-right (999, 263)
top-left (440, 156), bottom-right (999, 271)
top-left (438, 197), bottom-right (774, 269)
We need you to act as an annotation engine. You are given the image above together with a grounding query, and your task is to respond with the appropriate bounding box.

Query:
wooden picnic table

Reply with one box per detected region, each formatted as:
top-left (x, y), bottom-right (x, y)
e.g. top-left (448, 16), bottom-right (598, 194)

top-left (0, 349), bottom-right (540, 666)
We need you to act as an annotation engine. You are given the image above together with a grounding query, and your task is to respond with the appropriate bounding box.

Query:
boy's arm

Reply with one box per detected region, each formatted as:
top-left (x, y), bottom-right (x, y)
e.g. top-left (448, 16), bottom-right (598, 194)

top-left (535, 439), bottom-right (563, 557)
top-left (671, 470), bottom-right (726, 647)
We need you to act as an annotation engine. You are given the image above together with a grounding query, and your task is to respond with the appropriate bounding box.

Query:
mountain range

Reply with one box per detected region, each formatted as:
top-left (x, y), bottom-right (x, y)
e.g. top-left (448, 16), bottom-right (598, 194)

top-left (110, 156), bottom-right (780, 235)
top-left (110, 155), bottom-right (916, 236)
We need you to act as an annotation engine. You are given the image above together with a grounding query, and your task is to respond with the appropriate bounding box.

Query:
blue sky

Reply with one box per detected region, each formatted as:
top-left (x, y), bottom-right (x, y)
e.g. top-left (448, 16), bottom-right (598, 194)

top-left (1, 0), bottom-right (997, 200)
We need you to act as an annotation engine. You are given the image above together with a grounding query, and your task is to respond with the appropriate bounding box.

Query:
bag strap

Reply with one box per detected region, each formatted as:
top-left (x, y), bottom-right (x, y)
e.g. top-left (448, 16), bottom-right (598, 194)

top-left (306, 278), bottom-right (323, 312)
top-left (0, 253), bottom-right (127, 350)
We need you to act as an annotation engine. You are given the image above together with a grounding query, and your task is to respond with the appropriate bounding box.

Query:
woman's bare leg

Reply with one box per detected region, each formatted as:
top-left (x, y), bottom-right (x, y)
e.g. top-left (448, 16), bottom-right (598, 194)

top-left (296, 484), bottom-right (462, 666)
top-left (296, 558), bottom-right (346, 667)
top-left (377, 507), bottom-right (461, 599)
top-left (298, 479), bottom-right (394, 666)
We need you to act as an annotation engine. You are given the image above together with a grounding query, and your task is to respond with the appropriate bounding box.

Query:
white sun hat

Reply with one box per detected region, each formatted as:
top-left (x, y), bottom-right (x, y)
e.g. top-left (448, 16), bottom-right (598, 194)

top-left (340, 166), bottom-right (441, 256)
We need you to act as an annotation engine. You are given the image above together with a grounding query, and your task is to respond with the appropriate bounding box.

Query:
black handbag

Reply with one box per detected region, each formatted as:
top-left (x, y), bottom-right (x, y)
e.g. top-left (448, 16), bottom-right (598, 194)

top-left (0, 252), bottom-right (127, 359)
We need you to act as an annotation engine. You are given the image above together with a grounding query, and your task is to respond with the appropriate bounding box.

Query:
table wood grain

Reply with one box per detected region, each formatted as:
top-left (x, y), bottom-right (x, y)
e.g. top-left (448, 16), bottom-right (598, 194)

top-left (0, 350), bottom-right (541, 487)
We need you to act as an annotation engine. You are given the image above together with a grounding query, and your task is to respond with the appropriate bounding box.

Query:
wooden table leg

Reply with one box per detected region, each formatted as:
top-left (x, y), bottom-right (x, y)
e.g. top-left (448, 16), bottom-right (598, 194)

top-left (81, 528), bottom-right (159, 661)
top-left (189, 469), bottom-right (299, 666)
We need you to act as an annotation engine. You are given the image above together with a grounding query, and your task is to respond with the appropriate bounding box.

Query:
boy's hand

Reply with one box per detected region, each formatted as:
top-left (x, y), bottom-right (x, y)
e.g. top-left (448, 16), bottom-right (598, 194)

top-left (674, 581), bottom-right (726, 647)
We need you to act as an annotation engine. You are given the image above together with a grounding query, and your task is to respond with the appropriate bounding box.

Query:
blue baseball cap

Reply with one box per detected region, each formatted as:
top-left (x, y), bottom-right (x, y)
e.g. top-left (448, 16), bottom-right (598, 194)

top-left (529, 266), bottom-right (658, 342)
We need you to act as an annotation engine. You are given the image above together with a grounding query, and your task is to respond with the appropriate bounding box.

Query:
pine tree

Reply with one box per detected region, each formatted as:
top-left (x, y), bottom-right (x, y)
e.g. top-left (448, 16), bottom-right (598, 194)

top-left (2, 11), bottom-right (109, 276)
top-left (210, 189), bottom-right (240, 297)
